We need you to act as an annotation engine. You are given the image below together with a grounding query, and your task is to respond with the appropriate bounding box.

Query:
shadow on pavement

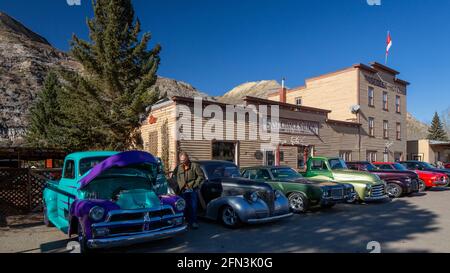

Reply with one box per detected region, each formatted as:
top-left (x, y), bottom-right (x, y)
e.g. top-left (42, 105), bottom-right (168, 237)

top-left (107, 198), bottom-right (439, 253)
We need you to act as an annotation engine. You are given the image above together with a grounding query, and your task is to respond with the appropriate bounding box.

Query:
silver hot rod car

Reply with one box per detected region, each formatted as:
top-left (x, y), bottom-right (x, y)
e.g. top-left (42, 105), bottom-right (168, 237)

top-left (171, 160), bottom-right (293, 228)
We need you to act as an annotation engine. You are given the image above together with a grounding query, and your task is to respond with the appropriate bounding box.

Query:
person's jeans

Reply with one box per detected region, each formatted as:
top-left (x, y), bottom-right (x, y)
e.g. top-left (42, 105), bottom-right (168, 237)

top-left (181, 189), bottom-right (198, 225)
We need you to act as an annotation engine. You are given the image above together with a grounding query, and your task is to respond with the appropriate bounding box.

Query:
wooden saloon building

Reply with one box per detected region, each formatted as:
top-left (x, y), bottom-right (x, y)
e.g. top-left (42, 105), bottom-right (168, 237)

top-left (141, 62), bottom-right (409, 170)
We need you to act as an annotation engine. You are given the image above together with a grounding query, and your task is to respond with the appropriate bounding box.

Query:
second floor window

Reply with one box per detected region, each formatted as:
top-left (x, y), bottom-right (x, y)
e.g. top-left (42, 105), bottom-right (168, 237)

top-left (369, 117), bottom-right (375, 137)
top-left (367, 151), bottom-right (378, 162)
top-left (396, 95), bottom-right (401, 113)
top-left (295, 97), bottom-right (302, 106)
top-left (396, 123), bottom-right (402, 140)
top-left (383, 91), bottom-right (389, 111)
top-left (368, 87), bottom-right (374, 107)
top-left (339, 151), bottom-right (352, 162)
top-left (383, 120), bottom-right (389, 139)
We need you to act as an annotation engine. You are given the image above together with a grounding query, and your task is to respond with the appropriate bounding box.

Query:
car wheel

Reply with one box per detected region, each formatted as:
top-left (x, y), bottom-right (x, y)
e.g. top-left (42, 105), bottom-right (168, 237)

top-left (43, 204), bottom-right (54, 227)
top-left (220, 206), bottom-right (241, 229)
top-left (418, 180), bottom-right (426, 192)
top-left (386, 183), bottom-right (403, 198)
top-left (288, 192), bottom-right (309, 213)
top-left (78, 224), bottom-right (90, 253)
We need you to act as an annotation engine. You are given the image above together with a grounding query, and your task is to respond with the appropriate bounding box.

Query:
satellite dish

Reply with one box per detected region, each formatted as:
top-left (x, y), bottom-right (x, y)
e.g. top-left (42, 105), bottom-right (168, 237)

top-left (350, 105), bottom-right (361, 114)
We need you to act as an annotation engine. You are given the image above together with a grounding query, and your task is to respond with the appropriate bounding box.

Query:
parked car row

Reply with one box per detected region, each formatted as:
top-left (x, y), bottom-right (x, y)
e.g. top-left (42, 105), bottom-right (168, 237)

top-left (42, 151), bottom-right (449, 252)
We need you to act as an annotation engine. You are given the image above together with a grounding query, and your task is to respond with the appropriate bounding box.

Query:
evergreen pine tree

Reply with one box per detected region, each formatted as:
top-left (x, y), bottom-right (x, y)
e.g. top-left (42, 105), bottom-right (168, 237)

top-left (428, 112), bottom-right (449, 141)
top-left (26, 71), bottom-right (65, 148)
top-left (62, 0), bottom-right (161, 150)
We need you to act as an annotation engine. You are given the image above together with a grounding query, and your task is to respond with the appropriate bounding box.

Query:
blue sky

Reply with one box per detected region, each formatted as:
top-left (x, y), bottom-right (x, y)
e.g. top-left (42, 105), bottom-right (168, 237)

top-left (1, 0), bottom-right (449, 123)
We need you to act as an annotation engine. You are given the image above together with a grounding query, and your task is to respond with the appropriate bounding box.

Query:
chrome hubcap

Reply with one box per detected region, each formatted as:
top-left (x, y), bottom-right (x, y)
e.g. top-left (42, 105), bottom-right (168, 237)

top-left (289, 195), bottom-right (304, 211)
top-left (387, 184), bottom-right (399, 197)
top-left (223, 207), bottom-right (238, 226)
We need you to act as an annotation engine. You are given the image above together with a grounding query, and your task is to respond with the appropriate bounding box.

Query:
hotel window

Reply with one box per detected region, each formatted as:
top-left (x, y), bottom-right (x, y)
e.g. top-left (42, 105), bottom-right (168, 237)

top-left (383, 120), bottom-right (389, 139)
top-left (367, 151), bottom-right (378, 162)
top-left (396, 123), bottom-right (402, 140)
top-left (339, 151), bottom-right (352, 162)
top-left (383, 91), bottom-right (389, 111)
top-left (295, 97), bottom-right (303, 106)
top-left (368, 117), bottom-right (375, 137)
top-left (368, 87), bottom-right (374, 107)
top-left (396, 95), bottom-right (401, 113)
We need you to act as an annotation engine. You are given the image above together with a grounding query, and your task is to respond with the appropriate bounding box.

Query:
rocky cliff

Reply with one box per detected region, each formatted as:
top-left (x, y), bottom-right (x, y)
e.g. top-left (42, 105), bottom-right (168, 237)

top-left (0, 12), bottom-right (206, 147)
top-left (0, 12), bottom-right (79, 146)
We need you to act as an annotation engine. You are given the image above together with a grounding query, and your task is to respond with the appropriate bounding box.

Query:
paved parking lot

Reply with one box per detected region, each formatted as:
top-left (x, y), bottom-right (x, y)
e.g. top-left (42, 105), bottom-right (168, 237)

top-left (1, 188), bottom-right (450, 253)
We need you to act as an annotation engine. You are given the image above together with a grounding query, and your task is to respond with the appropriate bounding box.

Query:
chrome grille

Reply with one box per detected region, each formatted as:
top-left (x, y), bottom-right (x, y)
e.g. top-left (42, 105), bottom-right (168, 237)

top-left (330, 188), bottom-right (344, 199)
top-left (370, 184), bottom-right (385, 197)
top-left (108, 208), bottom-right (174, 222)
top-left (258, 191), bottom-right (275, 215)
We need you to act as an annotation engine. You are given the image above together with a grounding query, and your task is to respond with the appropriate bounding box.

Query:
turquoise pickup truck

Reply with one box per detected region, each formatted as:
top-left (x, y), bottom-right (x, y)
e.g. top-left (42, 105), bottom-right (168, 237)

top-left (43, 151), bottom-right (187, 252)
top-left (299, 157), bottom-right (388, 202)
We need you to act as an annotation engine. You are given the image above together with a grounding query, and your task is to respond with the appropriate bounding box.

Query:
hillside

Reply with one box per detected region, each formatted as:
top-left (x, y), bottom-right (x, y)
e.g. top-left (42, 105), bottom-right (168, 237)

top-left (0, 12), bottom-right (206, 147)
top-left (219, 80), bottom-right (281, 104)
top-left (0, 12), bottom-right (79, 146)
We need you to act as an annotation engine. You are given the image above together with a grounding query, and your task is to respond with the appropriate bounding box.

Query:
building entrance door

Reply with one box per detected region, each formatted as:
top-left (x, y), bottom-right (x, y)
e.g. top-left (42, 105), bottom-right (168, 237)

top-left (264, 151), bottom-right (275, 166)
top-left (297, 146), bottom-right (314, 170)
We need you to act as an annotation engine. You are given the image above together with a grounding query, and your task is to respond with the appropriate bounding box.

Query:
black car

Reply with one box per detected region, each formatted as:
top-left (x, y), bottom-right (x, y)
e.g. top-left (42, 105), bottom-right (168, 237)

top-left (400, 161), bottom-right (450, 180)
top-left (347, 161), bottom-right (421, 197)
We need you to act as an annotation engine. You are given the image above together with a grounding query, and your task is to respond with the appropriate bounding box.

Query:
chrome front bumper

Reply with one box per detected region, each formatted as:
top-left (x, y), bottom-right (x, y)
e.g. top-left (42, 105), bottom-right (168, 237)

top-left (246, 213), bottom-right (293, 224)
top-left (364, 194), bottom-right (389, 202)
top-left (87, 225), bottom-right (188, 249)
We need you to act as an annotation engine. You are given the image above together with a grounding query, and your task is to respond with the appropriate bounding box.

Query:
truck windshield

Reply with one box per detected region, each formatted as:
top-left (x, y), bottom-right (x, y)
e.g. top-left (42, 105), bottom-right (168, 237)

top-left (328, 159), bottom-right (348, 170)
top-left (79, 157), bottom-right (110, 176)
top-left (204, 163), bottom-right (241, 180)
top-left (271, 168), bottom-right (303, 179)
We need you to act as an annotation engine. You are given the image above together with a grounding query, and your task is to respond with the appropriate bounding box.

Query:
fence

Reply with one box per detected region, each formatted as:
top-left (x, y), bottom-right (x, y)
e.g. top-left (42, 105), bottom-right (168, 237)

top-left (0, 168), bottom-right (62, 215)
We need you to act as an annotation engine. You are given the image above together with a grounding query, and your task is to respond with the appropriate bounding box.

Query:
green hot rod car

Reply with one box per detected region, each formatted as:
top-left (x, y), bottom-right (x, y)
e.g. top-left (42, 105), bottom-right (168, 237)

top-left (241, 166), bottom-right (357, 213)
top-left (300, 157), bottom-right (388, 202)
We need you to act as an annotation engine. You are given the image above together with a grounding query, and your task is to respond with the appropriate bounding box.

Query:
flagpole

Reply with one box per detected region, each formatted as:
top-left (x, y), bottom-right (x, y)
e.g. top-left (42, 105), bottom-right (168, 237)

top-left (385, 31), bottom-right (389, 65)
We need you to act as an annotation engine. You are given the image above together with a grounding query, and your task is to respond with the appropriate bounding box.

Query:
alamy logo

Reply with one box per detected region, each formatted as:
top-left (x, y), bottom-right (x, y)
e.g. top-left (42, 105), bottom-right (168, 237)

top-left (175, 98), bottom-right (281, 151)
top-left (367, 0), bottom-right (381, 5)
top-left (67, 0), bottom-right (81, 6)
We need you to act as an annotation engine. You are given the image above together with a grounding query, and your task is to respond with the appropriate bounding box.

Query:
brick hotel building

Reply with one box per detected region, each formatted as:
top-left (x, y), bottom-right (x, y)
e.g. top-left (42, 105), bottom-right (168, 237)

top-left (141, 62), bottom-right (409, 170)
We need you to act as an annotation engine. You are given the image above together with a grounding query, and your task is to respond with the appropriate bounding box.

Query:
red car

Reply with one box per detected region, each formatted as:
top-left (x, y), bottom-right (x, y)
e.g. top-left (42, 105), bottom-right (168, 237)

top-left (445, 163), bottom-right (450, 169)
top-left (374, 162), bottom-right (449, 190)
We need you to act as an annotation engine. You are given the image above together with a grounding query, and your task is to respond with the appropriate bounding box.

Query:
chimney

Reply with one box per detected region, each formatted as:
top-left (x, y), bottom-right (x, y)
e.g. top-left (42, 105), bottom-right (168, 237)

top-left (279, 78), bottom-right (287, 103)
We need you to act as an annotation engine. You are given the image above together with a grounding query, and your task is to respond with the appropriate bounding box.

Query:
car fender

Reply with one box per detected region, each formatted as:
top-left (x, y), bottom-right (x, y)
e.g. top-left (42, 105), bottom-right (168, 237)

top-left (205, 196), bottom-right (265, 223)
top-left (384, 179), bottom-right (407, 190)
top-left (43, 187), bottom-right (58, 219)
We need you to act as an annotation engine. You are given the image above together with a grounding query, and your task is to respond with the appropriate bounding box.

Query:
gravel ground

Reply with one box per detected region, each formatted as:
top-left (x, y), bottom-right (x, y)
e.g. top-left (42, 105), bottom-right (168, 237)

top-left (1, 188), bottom-right (449, 253)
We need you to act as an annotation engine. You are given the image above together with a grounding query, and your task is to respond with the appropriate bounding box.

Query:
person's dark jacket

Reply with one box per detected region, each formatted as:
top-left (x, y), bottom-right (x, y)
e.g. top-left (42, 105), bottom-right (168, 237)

top-left (171, 162), bottom-right (205, 194)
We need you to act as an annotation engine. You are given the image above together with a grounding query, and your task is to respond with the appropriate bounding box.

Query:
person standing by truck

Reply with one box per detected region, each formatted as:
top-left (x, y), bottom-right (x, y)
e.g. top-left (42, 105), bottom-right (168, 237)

top-left (172, 152), bottom-right (204, 229)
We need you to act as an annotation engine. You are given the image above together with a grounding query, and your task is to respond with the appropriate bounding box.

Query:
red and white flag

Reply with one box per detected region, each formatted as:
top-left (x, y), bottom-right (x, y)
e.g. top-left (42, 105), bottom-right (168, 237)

top-left (385, 31), bottom-right (392, 63)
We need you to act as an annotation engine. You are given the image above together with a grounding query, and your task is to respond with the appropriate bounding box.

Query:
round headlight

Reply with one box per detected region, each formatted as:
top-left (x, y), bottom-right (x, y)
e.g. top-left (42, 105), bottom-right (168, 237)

top-left (89, 206), bottom-right (105, 222)
top-left (274, 190), bottom-right (282, 199)
top-left (175, 199), bottom-right (186, 211)
top-left (250, 192), bottom-right (259, 202)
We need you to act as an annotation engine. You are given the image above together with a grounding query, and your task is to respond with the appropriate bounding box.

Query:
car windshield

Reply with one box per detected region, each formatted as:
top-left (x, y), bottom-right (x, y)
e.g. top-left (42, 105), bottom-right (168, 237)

top-left (79, 156), bottom-right (110, 176)
top-left (420, 162), bottom-right (435, 169)
top-left (365, 163), bottom-right (378, 171)
top-left (393, 163), bottom-right (408, 171)
top-left (204, 163), bottom-right (241, 180)
top-left (328, 158), bottom-right (348, 170)
top-left (271, 168), bottom-right (303, 179)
